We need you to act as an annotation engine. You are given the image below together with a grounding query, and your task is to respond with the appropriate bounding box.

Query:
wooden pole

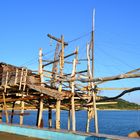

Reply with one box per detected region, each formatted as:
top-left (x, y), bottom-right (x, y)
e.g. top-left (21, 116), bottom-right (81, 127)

top-left (37, 48), bottom-right (44, 127)
top-left (48, 106), bottom-right (52, 128)
top-left (71, 48), bottom-right (78, 131)
top-left (20, 69), bottom-right (27, 125)
top-left (56, 35), bottom-right (64, 129)
top-left (87, 43), bottom-right (98, 133)
top-left (10, 102), bottom-right (15, 124)
top-left (14, 68), bottom-right (18, 85)
top-left (3, 71), bottom-right (9, 123)
top-left (48, 44), bottom-right (60, 128)
top-left (20, 97), bottom-right (24, 125)
top-left (91, 9), bottom-right (95, 76)
top-left (0, 104), bottom-right (3, 123)
top-left (89, 9), bottom-right (98, 133)
top-left (19, 68), bottom-right (24, 90)
top-left (23, 69), bottom-right (28, 91)
top-left (68, 108), bottom-right (71, 130)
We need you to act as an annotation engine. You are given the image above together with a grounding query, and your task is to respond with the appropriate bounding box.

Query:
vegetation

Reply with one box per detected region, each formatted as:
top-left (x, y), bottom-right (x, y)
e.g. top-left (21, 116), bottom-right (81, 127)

top-left (97, 98), bottom-right (140, 110)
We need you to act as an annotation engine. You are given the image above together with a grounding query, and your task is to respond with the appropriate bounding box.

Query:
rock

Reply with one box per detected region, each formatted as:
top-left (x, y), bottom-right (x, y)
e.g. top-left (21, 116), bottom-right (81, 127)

top-left (128, 130), bottom-right (140, 138)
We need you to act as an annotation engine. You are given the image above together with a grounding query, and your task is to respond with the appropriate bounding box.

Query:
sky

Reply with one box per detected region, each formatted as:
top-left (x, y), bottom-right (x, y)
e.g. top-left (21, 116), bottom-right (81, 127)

top-left (0, 0), bottom-right (140, 104)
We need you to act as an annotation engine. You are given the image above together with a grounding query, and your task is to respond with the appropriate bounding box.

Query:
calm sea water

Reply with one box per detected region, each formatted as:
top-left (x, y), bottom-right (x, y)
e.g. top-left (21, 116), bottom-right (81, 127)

top-left (3, 110), bottom-right (140, 137)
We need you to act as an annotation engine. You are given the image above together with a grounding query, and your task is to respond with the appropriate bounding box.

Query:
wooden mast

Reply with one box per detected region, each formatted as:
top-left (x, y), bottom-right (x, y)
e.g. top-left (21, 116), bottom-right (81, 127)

top-left (56, 35), bottom-right (64, 129)
top-left (92, 9), bottom-right (99, 134)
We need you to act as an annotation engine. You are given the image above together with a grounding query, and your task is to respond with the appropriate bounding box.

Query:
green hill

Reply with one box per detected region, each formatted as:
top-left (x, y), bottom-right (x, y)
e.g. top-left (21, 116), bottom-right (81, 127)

top-left (97, 98), bottom-right (140, 110)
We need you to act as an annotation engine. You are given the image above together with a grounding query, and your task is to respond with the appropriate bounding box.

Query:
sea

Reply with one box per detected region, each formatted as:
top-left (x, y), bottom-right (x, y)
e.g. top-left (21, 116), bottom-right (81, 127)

top-left (3, 110), bottom-right (140, 137)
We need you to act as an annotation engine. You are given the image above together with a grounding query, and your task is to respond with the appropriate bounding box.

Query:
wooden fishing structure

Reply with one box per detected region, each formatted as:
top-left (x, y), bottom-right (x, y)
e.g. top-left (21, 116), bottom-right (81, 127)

top-left (0, 10), bottom-right (140, 137)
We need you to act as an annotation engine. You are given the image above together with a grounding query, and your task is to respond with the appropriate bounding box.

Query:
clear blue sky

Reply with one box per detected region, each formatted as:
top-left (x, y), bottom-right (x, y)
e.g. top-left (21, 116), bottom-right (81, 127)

top-left (0, 0), bottom-right (140, 103)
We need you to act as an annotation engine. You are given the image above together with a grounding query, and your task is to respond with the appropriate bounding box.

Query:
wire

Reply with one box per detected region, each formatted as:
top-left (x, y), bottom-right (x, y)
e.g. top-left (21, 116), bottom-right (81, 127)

top-left (97, 46), bottom-right (135, 69)
top-left (67, 31), bottom-right (91, 44)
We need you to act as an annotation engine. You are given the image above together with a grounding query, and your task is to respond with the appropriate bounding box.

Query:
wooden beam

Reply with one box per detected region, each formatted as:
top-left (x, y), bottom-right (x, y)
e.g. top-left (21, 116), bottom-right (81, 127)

top-left (97, 87), bottom-right (132, 90)
top-left (43, 51), bottom-right (77, 67)
top-left (47, 34), bottom-right (68, 46)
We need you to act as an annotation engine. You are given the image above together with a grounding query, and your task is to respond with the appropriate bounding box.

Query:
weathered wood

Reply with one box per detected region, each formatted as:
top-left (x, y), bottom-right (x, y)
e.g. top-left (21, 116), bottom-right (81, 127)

top-left (19, 69), bottom-right (27, 125)
top-left (87, 43), bottom-right (98, 134)
top-left (4, 72), bottom-right (9, 92)
top-left (23, 69), bottom-right (28, 91)
top-left (19, 68), bottom-right (24, 90)
top-left (27, 84), bottom-right (71, 100)
top-left (56, 99), bottom-right (61, 129)
top-left (0, 96), bottom-right (41, 103)
top-left (47, 34), bottom-right (68, 46)
top-left (64, 70), bottom-right (87, 76)
top-left (71, 48), bottom-right (78, 131)
top-left (86, 107), bottom-right (94, 132)
top-left (80, 73), bottom-right (140, 83)
top-left (56, 35), bottom-right (64, 130)
top-left (2, 92), bottom-right (9, 123)
top-left (10, 101), bottom-right (15, 124)
top-left (43, 51), bottom-right (77, 67)
top-left (68, 109), bottom-right (71, 130)
top-left (14, 68), bottom-right (18, 85)
top-left (51, 43), bottom-right (60, 88)
top-left (37, 48), bottom-right (44, 128)
top-left (48, 106), bottom-right (52, 128)
top-left (0, 104), bottom-right (2, 123)
top-left (20, 99), bottom-right (24, 125)
top-left (97, 87), bottom-right (131, 90)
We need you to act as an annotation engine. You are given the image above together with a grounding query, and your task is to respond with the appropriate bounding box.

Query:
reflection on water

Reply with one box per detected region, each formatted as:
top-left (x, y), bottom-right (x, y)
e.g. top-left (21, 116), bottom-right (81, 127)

top-left (3, 110), bottom-right (140, 136)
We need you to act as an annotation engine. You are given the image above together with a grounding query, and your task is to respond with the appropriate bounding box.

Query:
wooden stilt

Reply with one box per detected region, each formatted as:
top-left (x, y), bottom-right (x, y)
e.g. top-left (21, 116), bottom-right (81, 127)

top-left (3, 71), bottom-right (9, 123)
top-left (49, 44), bottom-right (60, 128)
top-left (14, 68), bottom-right (18, 85)
top-left (71, 48), bottom-right (78, 131)
top-left (0, 104), bottom-right (3, 123)
top-left (2, 92), bottom-right (9, 123)
top-left (71, 94), bottom-right (75, 131)
top-left (56, 99), bottom-right (61, 129)
top-left (20, 69), bottom-right (27, 125)
top-left (86, 107), bottom-right (90, 132)
top-left (20, 98), bottom-right (24, 125)
top-left (37, 48), bottom-right (44, 127)
top-left (87, 43), bottom-right (99, 134)
top-left (48, 106), bottom-right (52, 128)
top-left (11, 101), bottom-right (15, 124)
top-left (86, 107), bottom-right (94, 132)
top-left (68, 108), bottom-right (71, 130)
top-left (93, 91), bottom-right (98, 133)
top-left (56, 35), bottom-right (65, 129)
top-left (37, 98), bottom-right (43, 127)
top-left (19, 68), bottom-right (24, 90)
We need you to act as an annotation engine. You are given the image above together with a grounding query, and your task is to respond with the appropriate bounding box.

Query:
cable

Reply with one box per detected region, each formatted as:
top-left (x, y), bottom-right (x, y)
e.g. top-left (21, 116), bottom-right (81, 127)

top-left (67, 31), bottom-right (91, 44)
top-left (97, 46), bottom-right (135, 69)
